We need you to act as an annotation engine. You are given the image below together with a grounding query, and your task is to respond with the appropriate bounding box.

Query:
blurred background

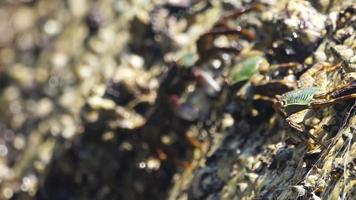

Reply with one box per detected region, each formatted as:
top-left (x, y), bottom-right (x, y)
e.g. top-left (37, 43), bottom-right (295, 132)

top-left (0, 0), bottom-right (186, 199)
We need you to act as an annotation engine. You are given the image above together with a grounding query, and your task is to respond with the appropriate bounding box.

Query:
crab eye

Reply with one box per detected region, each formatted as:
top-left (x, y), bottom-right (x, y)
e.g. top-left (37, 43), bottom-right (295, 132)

top-left (281, 99), bottom-right (287, 107)
top-left (282, 100), bottom-right (287, 106)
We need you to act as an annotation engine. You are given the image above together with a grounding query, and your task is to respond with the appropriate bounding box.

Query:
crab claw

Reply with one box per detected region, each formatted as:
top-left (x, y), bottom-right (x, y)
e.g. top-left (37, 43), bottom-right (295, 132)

top-left (169, 90), bottom-right (211, 122)
top-left (272, 95), bottom-right (287, 117)
top-left (169, 94), bottom-right (200, 122)
top-left (192, 68), bottom-right (221, 96)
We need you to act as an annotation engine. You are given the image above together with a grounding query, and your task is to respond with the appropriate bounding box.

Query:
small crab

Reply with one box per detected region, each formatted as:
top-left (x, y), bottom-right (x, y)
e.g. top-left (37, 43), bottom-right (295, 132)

top-left (242, 60), bottom-right (355, 146)
top-left (273, 82), bottom-right (355, 144)
top-left (274, 65), bottom-right (356, 116)
top-left (272, 61), bottom-right (355, 133)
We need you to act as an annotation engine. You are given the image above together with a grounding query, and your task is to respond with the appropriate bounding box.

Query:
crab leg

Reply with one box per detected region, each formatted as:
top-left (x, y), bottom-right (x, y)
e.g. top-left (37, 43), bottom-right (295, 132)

top-left (256, 80), bottom-right (296, 92)
top-left (196, 4), bottom-right (264, 58)
top-left (197, 28), bottom-right (255, 58)
top-left (324, 61), bottom-right (343, 72)
top-left (253, 94), bottom-right (276, 102)
top-left (215, 3), bottom-right (264, 27)
top-left (311, 94), bottom-right (356, 108)
top-left (201, 46), bottom-right (243, 57)
top-left (275, 62), bottom-right (300, 68)
top-left (331, 81), bottom-right (356, 98)
top-left (199, 28), bottom-right (256, 42)
top-left (313, 81), bottom-right (356, 99)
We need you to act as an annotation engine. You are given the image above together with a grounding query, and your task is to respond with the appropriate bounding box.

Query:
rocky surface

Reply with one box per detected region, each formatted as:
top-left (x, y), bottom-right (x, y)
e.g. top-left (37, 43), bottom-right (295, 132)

top-left (0, 0), bottom-right (355, 200)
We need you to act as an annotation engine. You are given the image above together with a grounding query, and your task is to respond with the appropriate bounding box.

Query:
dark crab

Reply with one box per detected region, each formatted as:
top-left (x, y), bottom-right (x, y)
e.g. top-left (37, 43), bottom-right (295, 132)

top-left (196, 0), bottom-right (328, 62)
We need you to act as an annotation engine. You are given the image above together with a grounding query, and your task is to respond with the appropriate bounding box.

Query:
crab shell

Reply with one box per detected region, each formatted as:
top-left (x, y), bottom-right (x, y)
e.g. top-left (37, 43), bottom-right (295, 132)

top-left (276, 87), bottom-right (321, 115)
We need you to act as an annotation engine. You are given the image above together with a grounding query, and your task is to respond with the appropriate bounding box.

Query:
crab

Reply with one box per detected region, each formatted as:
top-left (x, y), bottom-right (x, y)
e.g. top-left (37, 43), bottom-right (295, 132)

top-left (274, 83), bottom-right (356, 118)
top-left (229, 55), bottom-right (355, 145)
top-left (272, 83), bottom-right (355, 145)
top-left (269, 61), bottom-right (356, 145)
top-left (196, 0), bottom-right (328, 62)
